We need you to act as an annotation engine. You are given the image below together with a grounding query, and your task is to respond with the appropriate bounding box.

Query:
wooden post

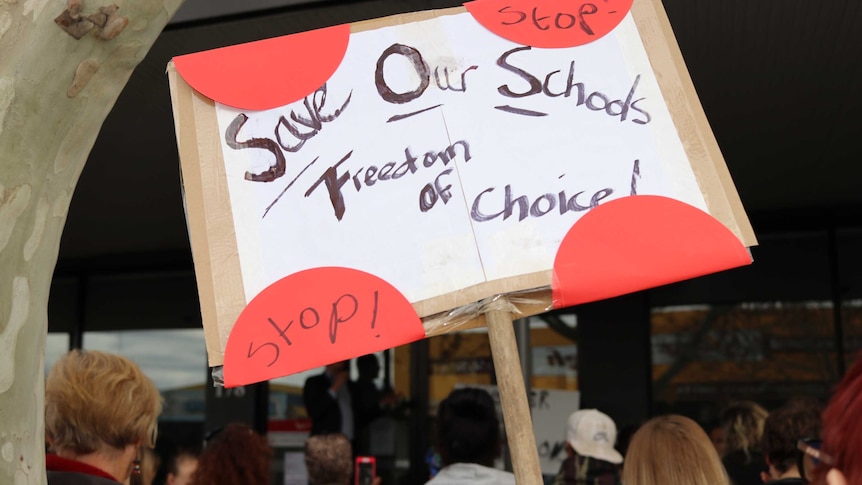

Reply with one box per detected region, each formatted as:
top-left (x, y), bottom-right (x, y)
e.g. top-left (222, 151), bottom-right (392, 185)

top-left (486, 301), bottom-right (543, 485)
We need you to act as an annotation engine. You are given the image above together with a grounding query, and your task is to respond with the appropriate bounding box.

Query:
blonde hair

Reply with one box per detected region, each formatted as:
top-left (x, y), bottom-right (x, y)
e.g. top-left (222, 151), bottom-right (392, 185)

top-left (45, 350), bottom-right (162, 454)
top-left (623, 415), bottom-right (729, 485)
top-left (720, 401), bottom-right (768, 459)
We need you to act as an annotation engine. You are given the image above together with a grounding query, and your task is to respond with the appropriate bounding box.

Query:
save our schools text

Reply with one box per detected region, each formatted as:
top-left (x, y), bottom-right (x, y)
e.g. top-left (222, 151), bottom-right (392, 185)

top-left (224, 43), bottom-right (652, 222)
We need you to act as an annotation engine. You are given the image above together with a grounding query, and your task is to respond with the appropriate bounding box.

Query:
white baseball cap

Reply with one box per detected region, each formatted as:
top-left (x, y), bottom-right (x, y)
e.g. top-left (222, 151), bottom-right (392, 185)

top-left (566, 409), bottom-right (624, 464)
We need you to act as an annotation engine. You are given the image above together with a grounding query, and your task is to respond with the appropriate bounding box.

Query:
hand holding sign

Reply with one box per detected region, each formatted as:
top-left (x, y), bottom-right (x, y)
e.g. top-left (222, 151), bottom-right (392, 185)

top-left (223, 267), bottom-right (424, 387)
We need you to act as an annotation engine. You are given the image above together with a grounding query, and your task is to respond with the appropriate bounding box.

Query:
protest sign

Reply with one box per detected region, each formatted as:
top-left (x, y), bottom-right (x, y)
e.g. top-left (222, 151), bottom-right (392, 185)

top-left (168, 0), bottom-right (754, 385)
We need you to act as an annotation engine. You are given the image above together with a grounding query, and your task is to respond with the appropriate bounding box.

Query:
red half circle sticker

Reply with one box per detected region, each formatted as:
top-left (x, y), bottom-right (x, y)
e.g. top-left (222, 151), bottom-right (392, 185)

top-left (465, 0), bottom-right (633, 48)
top-left (173, 24), bottom-right (351, 111)
top-left (224, 267), bottom-right (424, 387)
top-left (552, 196), bottom-right (752, 309)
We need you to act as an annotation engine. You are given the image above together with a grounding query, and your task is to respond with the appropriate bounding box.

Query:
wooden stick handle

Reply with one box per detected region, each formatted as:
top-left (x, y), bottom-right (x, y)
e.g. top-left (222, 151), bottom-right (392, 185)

top-left (486, 301), bottom-right (543, 485)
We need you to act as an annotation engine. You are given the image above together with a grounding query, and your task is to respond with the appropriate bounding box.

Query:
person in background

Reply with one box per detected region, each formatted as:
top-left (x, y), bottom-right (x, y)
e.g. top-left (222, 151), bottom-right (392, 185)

top-left (425, 387), bottom-right (514, 485)
top-left (45, 350), bottom-right (162, 485)
top-left (553, 409), bottom-right (623, 485)
top-left (304, 361), bottom-right (355, 441)
top-left (762, 398), bottom-right (821, 485)
top-left (808, 353), bottom-right (862, 485)
top-left (305, 433), bottom-right (380, 485)
top-left (164, 448), bottom-right (198, 485)
top-left (623, 414), bottom-right (729, 485)
top-left (720, 401), bottom-right (769, 485)
top-left (760, 400), bottom-right (821, 485)
top-left (188, 423), bottom-right (271, 485)
top-left (353, 354), bottom-right (400, 455)
top-left (708, 421), bottom-right (727, 457)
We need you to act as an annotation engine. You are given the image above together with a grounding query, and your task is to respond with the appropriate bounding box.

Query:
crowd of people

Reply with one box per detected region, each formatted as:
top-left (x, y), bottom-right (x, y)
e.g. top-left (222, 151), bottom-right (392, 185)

top-left (42, 348), bottom-right (862, 485)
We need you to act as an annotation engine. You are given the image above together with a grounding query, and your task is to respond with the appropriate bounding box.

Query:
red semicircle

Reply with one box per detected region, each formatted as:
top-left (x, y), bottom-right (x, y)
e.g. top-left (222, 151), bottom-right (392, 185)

top-left (552, 195), bottom-right (751, 309)
top-left (465, 0), bottom-right (633, 49)
top-left (224, 267), bottom-right (424, 387)
top-left (173, 24), bottom-right (351, 111)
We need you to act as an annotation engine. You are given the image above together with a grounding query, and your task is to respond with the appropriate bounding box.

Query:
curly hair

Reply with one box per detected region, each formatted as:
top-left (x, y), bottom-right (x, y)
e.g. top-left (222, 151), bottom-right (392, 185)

top-left (190, 424), bottom-right (272, 485)
top-left (761, 402), bottom-right (821, 474)
top-left (720, 401), bottom-right (768, 460)
top-left (305, 434), bottom-right (352, 485)
top-left (45, 350), bottom-right (162, 454)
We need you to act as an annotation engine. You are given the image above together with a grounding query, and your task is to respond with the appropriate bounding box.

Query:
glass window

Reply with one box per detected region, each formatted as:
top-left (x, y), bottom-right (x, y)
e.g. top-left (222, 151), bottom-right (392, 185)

top-left (651, 302), bottom-right (838, 422)
top-left (529, 316), bottom-right (577, 391)
top-left (83, 329), bottom-right (207, 421)
top-left (45, 333), bottom-right (70, 375)
top-left (269, 351), bottom-right (394, 420)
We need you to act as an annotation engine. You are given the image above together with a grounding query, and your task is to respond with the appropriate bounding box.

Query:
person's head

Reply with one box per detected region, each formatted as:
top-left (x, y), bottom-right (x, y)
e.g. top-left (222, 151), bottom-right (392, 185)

top-left (623, 415), bottom-right (728, 485)
top-left (357, 354), bottom-right (380, 381)
top-left (436, 387), bottom-right (500, 467)
top-left (708, 423), bottom-right (727, 457)
top-left (326, 360), bottom-right (349, 374)
top-left (720, 401), bottom-right (768, 458)
top-left (166, 449), bottom-right (199, 485)
top-left (565, 409), bottom-right (623, 465)
top-left (761, 400), bottom-right (821, 479)
top-left (815, 354), bottom-right (862, 485)
top-left (190, 423), bottom-right (272, 485)
top-left (45, 350), bottom-right (161, 469)
top-left (304, 434), bottom-right (353, 485)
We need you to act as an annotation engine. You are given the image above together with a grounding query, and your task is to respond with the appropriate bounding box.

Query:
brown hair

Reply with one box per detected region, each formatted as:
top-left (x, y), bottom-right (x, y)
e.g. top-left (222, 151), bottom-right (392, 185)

top-left (305, 434), bottom-right (353, 485)
top-left (720, 401), bottom-right (768, 459)
top-left (761, 401), bottom-right (821, 474)
top-left (45, 350), bottom-right (162, 454)
top-left (190, 424), bottom-right (272, 485)
top-left (623, 415), bottom-right (729, 485)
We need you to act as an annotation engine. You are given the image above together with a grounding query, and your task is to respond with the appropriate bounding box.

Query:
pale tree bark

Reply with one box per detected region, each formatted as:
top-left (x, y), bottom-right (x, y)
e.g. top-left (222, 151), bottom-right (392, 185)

top-left (0, 1), bottom-right (185, 483)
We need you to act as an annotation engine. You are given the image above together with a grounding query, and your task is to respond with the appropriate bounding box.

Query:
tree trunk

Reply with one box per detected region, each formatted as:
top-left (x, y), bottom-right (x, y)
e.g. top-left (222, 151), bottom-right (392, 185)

top-left (0, 1), bottom-right (184, 483)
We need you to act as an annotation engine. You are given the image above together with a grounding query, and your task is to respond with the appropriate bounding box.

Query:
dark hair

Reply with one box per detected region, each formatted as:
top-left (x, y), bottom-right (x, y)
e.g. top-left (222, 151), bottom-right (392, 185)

top-left (436, 387), bottom-right (499, 467)
top-left (357, 354), bottom-right (380, 379)
top-left (189, 423), bottom-right (272, 485)
top-left (761, 402), bottom-right (821, 474)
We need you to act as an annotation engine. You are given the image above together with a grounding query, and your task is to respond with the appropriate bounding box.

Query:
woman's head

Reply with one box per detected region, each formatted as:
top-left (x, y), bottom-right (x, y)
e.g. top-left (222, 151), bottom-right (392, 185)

top-left (720, 401), bottom-right (768, 458)
top-left (45, 350), bottom-right (161, 455)
top-left (191, 423), bottom-right (272, 485)
top-left (623, 415), bottom-right (728, 485)
top-left (436, 387), bottom-right (500, 467)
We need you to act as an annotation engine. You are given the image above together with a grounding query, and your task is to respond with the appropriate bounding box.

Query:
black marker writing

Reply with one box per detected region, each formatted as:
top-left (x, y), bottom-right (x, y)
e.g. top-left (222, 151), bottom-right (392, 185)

top-left (224, 83), bottom-right (351, 184)
top-left (496, 46), bottom-right (651, 123)
top-left (306, 141), bottom-right (471, 221)
top-left (245, 290), bottom-right (381, 367)
top-left (471, 183), bottom-right (613, 222)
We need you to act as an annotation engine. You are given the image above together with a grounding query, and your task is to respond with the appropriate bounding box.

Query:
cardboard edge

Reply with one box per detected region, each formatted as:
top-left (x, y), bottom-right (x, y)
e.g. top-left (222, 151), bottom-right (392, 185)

top-left (168, 63), bottom-right (223, 366)
top-left (168, 63), bottom-right (245, 366)
top-left (631, 0), bottom-right (757, 247)
top-left (350, 5), bottom-right (467, 34)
